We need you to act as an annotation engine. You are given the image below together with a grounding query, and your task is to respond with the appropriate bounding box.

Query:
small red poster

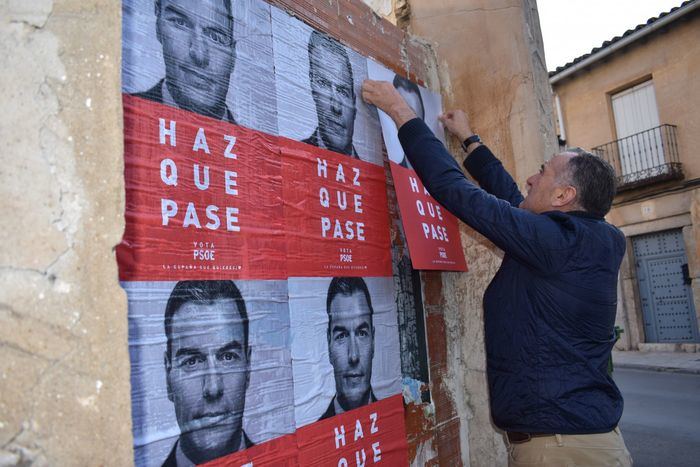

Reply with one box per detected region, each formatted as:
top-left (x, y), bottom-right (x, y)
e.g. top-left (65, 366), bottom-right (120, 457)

top-left (202, 395), bottom-right (406, 467)
top-left (296, 395), bottom-right (408, 466)
top-left (280, 138), bottom-right (392, 277)
top-left (118, 95), bottom-right (288, 281)
top-left (367, 59), bottom-right (467, 271)
top-left (390, 162), bottom-right (468, 271)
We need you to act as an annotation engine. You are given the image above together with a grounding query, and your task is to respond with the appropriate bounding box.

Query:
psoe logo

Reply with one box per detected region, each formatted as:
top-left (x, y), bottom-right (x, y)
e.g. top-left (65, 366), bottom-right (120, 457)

top-left (193, 241), bottom-right (216, 261)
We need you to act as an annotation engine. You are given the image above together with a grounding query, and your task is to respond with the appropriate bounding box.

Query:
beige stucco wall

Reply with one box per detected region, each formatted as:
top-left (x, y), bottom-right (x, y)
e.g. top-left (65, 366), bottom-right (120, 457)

top-left (552, 12), bottom-right (700, 180)
top-left (0, 0), bottom-right (132, 464)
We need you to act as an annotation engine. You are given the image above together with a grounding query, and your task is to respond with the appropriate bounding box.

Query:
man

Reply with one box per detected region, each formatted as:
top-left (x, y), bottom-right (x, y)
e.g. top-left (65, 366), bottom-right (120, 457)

top-left (162, 280), bottom-right (252, 467)
top-left (362, 81), bottom-right (632, 466)
top-left (304, 31), bottom-right (360, 158)
top-left (134, 0), bottom-right (237, 122)
top-left (391, 75), bottom-right (424, 169)
top-left (320, 277), bottom-right (377, 420)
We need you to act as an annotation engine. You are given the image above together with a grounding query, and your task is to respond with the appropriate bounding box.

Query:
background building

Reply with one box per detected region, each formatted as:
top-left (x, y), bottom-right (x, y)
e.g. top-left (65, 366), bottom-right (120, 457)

top-left (550, 0), bottom-right (700, 351)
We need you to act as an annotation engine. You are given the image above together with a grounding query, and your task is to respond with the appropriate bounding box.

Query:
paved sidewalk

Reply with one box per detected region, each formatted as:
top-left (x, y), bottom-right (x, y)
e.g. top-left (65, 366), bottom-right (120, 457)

top-left (612, 350), bottom-right (700, 374)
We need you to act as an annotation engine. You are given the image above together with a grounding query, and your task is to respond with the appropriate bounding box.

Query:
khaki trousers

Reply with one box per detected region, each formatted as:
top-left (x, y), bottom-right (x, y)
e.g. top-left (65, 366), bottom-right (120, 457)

top-left (507, 427), bottom-right (633, 467)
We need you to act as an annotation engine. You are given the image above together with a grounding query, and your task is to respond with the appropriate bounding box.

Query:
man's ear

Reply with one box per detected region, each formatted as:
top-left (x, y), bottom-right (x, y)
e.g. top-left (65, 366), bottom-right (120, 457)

top-left (552, 185), bottom-right (577, 208)
top-left (164, 351), bottom-right (173, 402)
top-left (371, 325), bottom-right (375, 360)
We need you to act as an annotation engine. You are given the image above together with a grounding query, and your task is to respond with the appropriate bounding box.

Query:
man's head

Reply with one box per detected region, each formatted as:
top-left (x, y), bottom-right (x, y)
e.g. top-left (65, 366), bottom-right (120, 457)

top-left (520, 148), bottom-right (617, 218)
top-left (155, 0), bottom-right (235, 119)
top-left (164, 280), bottom-right (250, 464)
top-left (326, 277), bottom-right (375, 411)
top-left (308, 31), bottom-right (356, 155)
top-left (393, 75), bottom-right (424, 120)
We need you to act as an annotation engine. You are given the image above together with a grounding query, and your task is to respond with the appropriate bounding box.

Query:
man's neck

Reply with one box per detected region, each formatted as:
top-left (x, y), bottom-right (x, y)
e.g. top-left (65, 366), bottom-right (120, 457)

top-left (318, 129), bottom-right (353, 157)
top-left (335, 390), bottom-right (372, 414)
top-left (176, 429), bottom-right (245, 466)
top-left (174, 440), bottom-right (195, 467)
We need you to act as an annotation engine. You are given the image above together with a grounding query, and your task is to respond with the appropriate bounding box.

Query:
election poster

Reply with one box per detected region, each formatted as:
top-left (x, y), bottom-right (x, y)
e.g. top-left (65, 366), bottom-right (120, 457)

top-left (120, 1), bottom-right (407, 466)
top-left (367, 60), bottom-right (468, 272)
top-left (271, 9), bottom-right (392, 277)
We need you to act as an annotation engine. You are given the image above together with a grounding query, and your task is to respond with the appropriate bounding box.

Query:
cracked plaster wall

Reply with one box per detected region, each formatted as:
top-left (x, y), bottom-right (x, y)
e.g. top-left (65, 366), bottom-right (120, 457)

top-left (0, 0), bottom-right (131, 465)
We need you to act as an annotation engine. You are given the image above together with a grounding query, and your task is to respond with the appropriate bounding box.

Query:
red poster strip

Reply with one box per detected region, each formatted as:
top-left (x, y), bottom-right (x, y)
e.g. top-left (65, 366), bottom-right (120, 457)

top-left (280, 138), bottom-right (392, 277)
top-left (118, 95), bottom-right (287, 281)
top-left (200, 396), bottom-right (408, 466)
top-left (200, 433), bottom-right (299, 467)
top-left (390, 161), bottom-right (468, 271)
top-left (296, 395), bottom-right (408, 466)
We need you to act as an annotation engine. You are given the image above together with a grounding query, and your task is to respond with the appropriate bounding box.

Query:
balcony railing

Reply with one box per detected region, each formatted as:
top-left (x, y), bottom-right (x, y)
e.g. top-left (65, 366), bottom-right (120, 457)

top-left (592, 124), bottom-right (683, 191)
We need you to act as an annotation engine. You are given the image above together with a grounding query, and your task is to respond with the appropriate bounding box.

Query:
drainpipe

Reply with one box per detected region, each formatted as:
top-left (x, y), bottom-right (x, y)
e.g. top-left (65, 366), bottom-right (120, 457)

top-left (554, 94), bottom-right (566, 146)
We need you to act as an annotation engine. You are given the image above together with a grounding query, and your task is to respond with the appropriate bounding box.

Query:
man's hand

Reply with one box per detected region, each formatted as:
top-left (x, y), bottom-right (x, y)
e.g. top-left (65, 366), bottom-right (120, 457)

top-left (438, 110), bottom-right (473, 141)
top-left (361, 79), bottom-right (416, 128)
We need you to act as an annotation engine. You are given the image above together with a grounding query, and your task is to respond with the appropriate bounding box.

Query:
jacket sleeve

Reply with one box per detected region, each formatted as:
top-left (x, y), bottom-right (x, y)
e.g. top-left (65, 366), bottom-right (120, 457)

top-left (463, 145), bottom-right (524, 207)
top-left (398, 118), bottom-right (574, 273)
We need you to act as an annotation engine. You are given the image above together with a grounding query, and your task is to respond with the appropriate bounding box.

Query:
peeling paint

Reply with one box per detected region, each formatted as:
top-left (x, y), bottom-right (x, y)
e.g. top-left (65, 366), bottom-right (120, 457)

top-left (402, 376), bottom-right (423, 404)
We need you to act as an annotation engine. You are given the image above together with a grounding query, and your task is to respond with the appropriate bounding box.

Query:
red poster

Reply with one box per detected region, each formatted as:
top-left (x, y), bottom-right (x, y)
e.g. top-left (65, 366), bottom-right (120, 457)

top-left (201, 396), bottom-right (406, 467)
top-left (118, 95), bottom-right (287, 281)
top-left (391, 162), bottom-right (468, 271)
top-left (296, 395), bottom-right (408, 466)
top-left (201, 433), bottom-right (299, 467)
top-left (280, 138), bottom-right (392, 277)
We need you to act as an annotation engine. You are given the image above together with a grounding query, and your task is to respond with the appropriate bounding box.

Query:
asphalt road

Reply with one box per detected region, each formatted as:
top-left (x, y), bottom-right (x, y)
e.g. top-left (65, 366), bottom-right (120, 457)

top-left (614, 367), bottom-right (700, 467)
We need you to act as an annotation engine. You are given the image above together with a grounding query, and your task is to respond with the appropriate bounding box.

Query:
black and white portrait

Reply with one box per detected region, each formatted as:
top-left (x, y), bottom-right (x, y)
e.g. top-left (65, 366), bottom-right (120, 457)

top-left (122, 0), bottom-right (277, 134)
top-left (367, 59), bottom-right (447, 168)
top-left (271, 7), bottom-right (384, 165)
top-left (288, 277), bottom-right (402, 428)
top-left (125, 280), bottom-right (294, 467)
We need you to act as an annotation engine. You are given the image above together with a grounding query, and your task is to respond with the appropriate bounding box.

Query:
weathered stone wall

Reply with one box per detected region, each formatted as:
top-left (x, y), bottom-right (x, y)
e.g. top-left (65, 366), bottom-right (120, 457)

top-left (0, 0), bottom-right (133, 465)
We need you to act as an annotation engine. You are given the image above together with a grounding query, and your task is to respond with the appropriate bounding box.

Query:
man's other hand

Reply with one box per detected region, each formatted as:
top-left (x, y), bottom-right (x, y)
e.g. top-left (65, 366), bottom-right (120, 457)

top-left (361, 79), bottom-right (416, 128)
top-left (439, 110), bottom-right (473, 141)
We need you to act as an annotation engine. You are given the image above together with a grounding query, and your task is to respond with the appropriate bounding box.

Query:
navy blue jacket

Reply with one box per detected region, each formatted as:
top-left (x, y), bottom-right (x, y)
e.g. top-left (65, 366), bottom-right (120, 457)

top-left (398, 118), bottom-right (625, 434)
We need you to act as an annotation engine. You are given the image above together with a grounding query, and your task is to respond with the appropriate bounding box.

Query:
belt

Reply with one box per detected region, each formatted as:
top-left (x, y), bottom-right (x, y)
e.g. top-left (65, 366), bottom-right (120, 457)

top-left (506, 431), bottom-right (554, 444)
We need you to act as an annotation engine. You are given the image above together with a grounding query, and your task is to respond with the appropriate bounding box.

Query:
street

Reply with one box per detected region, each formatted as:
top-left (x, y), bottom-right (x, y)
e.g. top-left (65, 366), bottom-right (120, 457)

top-left (614, 368), bottom-right (700, 467)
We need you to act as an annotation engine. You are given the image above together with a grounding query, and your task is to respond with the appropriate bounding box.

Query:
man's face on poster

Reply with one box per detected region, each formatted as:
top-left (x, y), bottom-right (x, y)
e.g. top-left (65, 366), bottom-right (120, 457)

top-left (327, 291), bottom-right (374, 410)
top-left (309, 44), bottom-right (356, 155)
top-left (165, 299), bottom-right (249, 463)
top-left (156, 0), bottom-right (235, 119)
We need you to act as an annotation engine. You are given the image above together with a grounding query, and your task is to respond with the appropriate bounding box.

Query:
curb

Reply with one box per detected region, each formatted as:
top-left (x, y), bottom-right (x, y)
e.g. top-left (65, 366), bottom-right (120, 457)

top-left (613, 362), bottom-right (700, 375)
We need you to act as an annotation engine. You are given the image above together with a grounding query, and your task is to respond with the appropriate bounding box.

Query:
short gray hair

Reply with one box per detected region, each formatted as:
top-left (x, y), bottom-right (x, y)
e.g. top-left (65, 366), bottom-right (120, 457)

top-left (563, 147), bottom-right (617, 218)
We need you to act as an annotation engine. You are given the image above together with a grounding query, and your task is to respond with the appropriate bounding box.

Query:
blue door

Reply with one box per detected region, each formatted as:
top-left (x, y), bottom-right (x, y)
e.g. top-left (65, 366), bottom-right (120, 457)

top-left (633, 229), bottom-right (699, 343)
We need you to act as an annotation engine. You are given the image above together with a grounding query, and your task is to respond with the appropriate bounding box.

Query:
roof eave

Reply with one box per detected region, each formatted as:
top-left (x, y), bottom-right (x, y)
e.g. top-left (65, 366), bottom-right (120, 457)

top-left (549, 1), bottom-right (700, 85)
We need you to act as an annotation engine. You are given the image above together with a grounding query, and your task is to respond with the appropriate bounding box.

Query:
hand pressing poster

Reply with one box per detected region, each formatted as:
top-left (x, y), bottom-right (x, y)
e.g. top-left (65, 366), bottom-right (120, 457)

top-left (367, 60), bottom-right (467, 271)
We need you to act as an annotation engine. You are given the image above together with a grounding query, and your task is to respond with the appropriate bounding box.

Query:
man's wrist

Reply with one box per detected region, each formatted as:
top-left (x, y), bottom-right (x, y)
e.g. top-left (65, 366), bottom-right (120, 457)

top-left (464, 141), bottom-right (482, 156)
top-left (456, 129), bottom-right (473, 141)
top-left (389, 102), bottom-right (417, 128)
top-left (461, 134), bottom-right (482, 155)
